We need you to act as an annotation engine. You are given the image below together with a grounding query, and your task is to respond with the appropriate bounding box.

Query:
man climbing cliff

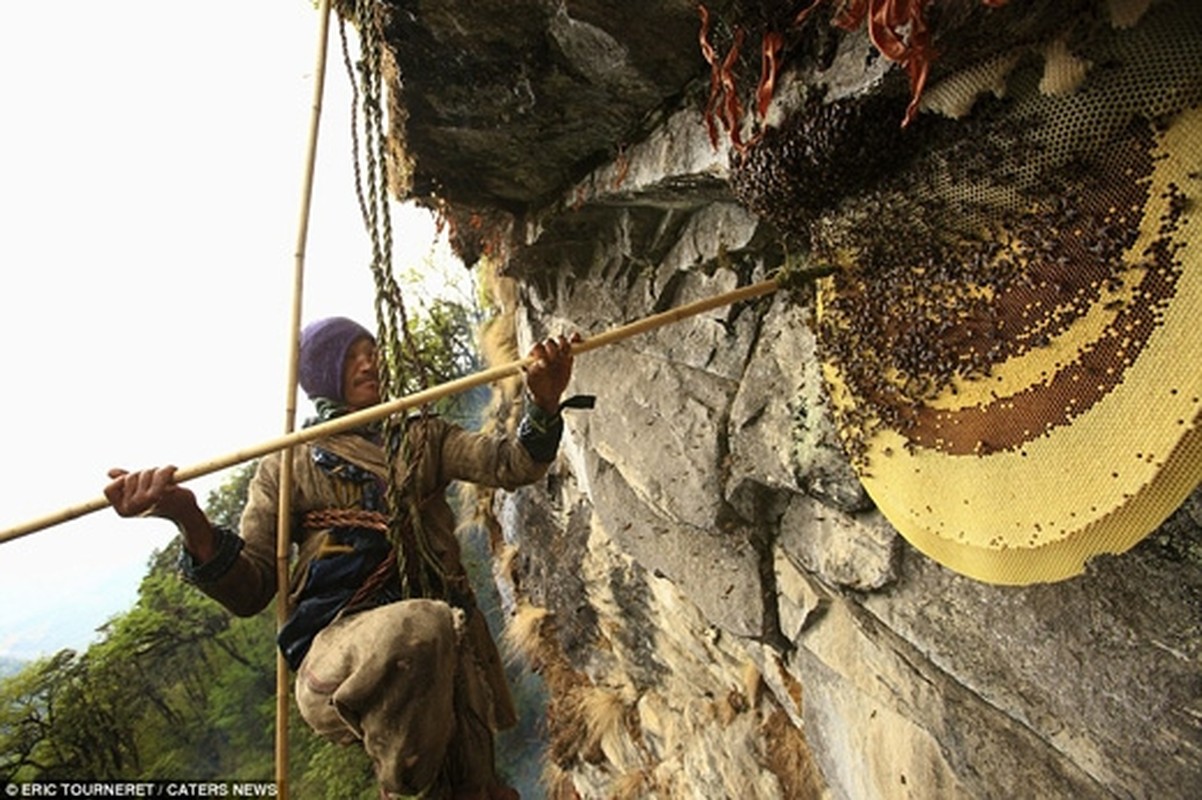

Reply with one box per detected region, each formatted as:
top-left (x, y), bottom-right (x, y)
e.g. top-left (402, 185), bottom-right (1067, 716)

top-left (104, 316), bottom-right (578, 799)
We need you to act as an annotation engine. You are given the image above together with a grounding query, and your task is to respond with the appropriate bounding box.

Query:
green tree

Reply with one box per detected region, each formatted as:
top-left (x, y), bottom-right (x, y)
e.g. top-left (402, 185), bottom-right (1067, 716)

top-left (0, 650), bottom-right (79, 780)
top-left (204, 462), bottom-right (258, 530)
top-left (387, 296), bottom-right (489, 427)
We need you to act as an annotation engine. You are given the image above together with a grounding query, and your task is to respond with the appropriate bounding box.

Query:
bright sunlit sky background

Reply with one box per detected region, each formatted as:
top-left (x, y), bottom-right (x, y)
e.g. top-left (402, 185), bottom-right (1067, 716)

top-left (0, 2), bottom-right (465, 662)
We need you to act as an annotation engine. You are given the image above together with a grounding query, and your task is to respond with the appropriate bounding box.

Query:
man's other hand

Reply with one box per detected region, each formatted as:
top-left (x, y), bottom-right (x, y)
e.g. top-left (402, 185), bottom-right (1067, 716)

top-left (105, 466), bottom-right (197, 522)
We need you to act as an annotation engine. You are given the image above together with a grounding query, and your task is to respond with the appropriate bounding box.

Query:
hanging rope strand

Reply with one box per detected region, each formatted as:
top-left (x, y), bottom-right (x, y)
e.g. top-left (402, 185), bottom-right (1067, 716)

top-left (338, 16), bottom-right (371, 262)
top-left (347, 0), bottom-right (447, 601)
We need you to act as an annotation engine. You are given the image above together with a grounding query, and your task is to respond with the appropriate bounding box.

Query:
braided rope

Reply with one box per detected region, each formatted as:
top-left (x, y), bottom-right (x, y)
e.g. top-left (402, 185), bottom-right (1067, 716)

top-left (343, 0), bottom-right (447, 601)
top-left (302, 508), bottom-right (389, 532)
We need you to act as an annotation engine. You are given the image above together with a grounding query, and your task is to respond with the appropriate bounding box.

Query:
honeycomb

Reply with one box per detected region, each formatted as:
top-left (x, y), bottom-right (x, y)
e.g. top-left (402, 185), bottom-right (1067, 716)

top-left (740, 0), bottom-right (1202, 583)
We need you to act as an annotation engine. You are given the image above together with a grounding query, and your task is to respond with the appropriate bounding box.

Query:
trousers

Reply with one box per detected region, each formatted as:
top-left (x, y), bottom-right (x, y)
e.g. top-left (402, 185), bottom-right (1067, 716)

top-left (294, 598), bottom-right (500, 797)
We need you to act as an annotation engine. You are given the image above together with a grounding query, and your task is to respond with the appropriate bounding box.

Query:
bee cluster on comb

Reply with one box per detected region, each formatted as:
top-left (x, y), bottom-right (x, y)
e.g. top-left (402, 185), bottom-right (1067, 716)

top-left (732, 1), bottom-right (1202, 583)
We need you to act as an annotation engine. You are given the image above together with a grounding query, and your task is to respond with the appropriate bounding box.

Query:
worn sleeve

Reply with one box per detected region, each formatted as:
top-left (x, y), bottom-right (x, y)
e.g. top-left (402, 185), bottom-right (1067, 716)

top-left (180, 455), bottom-right (281, 617)
top-left (432, 404), bottom-right (562, 491)
top-left (178, 526), bottom-right (243, 583)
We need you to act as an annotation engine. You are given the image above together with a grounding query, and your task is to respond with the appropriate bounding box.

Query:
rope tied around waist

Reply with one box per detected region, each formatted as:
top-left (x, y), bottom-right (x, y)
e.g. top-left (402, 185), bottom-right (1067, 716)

top-left (301, 501), bottom-right (451, 608)
top-left (302, 508), bottom-right (390, 533)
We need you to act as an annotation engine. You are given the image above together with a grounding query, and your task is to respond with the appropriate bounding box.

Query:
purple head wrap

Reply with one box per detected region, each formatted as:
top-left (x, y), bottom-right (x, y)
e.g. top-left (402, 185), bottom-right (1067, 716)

top-left (298, 317), bottom-right (374, 402)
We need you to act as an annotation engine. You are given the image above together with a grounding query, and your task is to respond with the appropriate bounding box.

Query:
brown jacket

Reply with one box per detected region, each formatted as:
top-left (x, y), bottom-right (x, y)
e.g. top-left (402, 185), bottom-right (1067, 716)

top-left (190, 415), bottom-right (550, 728)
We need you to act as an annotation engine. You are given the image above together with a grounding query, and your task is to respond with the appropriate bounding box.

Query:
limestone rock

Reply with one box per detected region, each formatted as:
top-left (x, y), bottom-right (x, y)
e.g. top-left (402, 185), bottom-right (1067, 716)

top-left (726, 296), bottom-right (869, 516)
top-left (791, 598), bottom-right (1109, 800)
top-left (861, 524), bottom-right (1202, 799)
top-left (779, 497), bottom-right (899, 593)
top-left (572, 340), bottom-right (736, 532)
top-left (587, 455), bottom-right (764, 640)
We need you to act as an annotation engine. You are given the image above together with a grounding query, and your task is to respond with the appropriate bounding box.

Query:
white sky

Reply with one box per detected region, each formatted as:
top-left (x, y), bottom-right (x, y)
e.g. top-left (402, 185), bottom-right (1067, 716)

top-left (0, 2), bottom-right (461, 660)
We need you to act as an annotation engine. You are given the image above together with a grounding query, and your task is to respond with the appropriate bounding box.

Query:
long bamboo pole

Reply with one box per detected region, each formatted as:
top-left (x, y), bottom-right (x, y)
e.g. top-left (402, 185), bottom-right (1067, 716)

top-left (273, 1), bottom-right (334, 795)
top-left (0, 276), bottom-right (779, 545)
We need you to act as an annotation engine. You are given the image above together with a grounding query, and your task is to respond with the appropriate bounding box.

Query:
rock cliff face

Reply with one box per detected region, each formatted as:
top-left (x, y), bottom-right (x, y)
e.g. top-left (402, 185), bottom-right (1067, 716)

top-left (367, 0), bottom-right (1202, 796)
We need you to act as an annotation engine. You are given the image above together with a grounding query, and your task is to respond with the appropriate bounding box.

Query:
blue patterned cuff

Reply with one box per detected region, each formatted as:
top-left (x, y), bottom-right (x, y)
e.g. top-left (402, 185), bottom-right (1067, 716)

top-left (518, 398), bottom-right (564, 463)
top-left (179, 526), bottom-right (244, 585)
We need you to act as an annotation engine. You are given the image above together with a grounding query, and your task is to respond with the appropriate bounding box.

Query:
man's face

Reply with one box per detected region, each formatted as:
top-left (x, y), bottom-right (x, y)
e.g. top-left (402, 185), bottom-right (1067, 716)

top-left (341, 336), bottom-right (381, 410)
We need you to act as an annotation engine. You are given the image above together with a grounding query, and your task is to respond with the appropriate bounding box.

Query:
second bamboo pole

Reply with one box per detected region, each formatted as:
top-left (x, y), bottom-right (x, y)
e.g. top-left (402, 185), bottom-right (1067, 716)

top-left (274, 1), bottom-right (335, 795)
